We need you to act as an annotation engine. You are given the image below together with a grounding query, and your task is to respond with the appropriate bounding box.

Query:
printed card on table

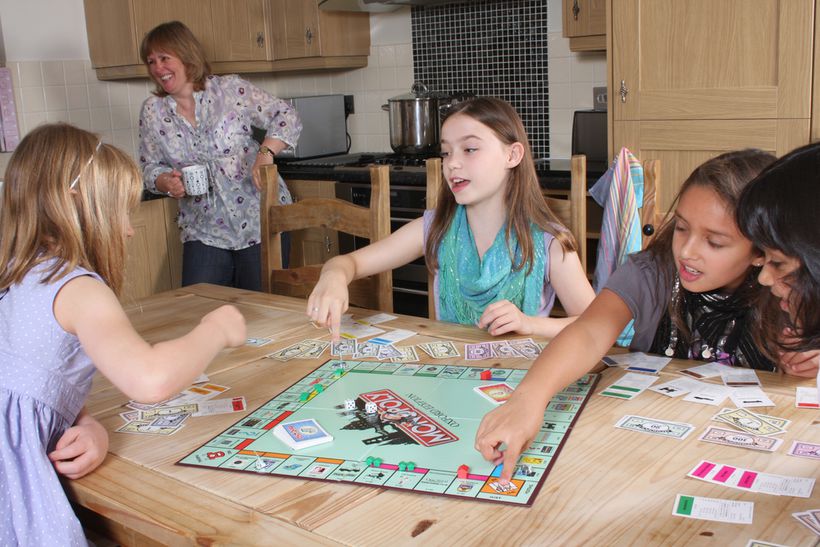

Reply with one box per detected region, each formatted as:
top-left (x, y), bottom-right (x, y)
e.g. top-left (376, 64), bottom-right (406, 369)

top-left (698, 426), bottom-right (783, 452)
top-left (714, 408), bottom-right (784, 436)
top-left (649, 377), bottom-right (705, 398)
top-left (678, 362), bottom-right (727, 379)
top-left (720, 368), bottom-right (761, 387)
top-left (672, 494), bottom-right (753, 524)
top-left (687, 460), bottom-right (815, 498)
top-left (728, 387), bottom-right (774, 408)
top-left (606, 352), bottom-right (671, 374)
top-left (361, 312), bottom-right (398, 325)
top-left (246, 337), bottom-right (272, 347)
top-left (682, 384), bottom-right (730, 406)
top-left (796, 386), bottom-right (820, 408)
top-left (368, 328), bottom-right (417, 346)
top-left (466, 342), bottom-right (495, 361)
top-left (788, 440), bottom-right (820, 460)
top-left (792, 511), bottom-right (820, 536)
top-left (273, 418), bottom-right (333, 450)
top-left (473, 382), bottom-right (515, 405)
top-left (712, 408), bottom-right (790, 430)
top-left (418, 341), bottom-right (460, 359)
top-left (599, 372), bottom-right (657, 400)
top-left (614, 415), bottom-right (695, 440)
top-left (192, 396), bottom-right (247, 417)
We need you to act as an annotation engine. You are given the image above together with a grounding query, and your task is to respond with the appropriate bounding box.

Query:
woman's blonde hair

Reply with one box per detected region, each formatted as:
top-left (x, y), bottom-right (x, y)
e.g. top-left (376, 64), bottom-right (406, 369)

top-left (425, 97), bottom-right (577, 274)
top-left (0, 123), bottom-right (142, 295)
top-left (140, 20), bottom-right (212, 97)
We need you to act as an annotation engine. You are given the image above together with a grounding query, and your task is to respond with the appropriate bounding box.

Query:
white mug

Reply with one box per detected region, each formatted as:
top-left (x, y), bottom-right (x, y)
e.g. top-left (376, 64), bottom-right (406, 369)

top-left (181, 165), bottom-right (209, 196)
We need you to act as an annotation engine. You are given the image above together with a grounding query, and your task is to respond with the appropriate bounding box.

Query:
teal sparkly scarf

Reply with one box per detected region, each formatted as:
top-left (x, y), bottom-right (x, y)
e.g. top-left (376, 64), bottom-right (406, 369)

top-left (437, 205), bottom-right (546, 325)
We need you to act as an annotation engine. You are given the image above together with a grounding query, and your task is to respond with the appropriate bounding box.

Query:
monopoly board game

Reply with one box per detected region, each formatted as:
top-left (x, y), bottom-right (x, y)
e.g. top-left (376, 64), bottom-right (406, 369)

top-left (179, 359), bottom-right (599, 506)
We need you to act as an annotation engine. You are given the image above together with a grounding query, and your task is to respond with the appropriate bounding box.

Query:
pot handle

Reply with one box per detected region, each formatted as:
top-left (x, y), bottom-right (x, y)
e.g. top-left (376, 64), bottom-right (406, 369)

top-left (411, 81), bottom-right (429, 96)
top-left (381, 104), bottom-right (389, 112)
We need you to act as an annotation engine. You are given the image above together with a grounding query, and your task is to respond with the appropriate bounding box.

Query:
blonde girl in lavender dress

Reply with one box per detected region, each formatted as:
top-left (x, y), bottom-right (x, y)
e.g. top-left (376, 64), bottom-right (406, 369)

top-left (0, 124), bottom-right (246, 545)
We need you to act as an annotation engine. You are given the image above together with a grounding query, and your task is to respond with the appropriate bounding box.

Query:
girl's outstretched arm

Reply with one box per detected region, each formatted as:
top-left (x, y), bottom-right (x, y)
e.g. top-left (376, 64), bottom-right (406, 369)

top-left (54, 276), bottom-right (246, 403)
top-left (308, 216), bottom-right (425, 340)
top-left (477, 239), bottom-right (595, 337)
top-left (474, 289), bottom-right (632, 483)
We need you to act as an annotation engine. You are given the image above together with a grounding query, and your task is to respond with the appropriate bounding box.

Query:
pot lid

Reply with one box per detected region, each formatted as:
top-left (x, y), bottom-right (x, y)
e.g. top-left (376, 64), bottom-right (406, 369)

top-left (388, 81), bottom-right (449, 101)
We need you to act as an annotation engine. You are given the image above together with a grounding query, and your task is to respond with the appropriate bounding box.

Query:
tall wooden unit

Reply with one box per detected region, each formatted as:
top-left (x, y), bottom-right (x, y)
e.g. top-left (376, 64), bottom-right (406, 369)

top-left (608, 0), bottom-right (814, 214)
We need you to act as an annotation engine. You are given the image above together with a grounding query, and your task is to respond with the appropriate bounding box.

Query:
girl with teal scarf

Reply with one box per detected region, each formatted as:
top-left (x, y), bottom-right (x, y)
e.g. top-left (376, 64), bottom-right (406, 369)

top-left (308, 97), bottom-right (594, 341)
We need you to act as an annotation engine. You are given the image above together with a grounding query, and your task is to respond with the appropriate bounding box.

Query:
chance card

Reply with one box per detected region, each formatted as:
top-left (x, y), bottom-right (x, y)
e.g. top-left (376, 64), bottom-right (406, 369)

top-left (474, 382), bottom-right (515, 405)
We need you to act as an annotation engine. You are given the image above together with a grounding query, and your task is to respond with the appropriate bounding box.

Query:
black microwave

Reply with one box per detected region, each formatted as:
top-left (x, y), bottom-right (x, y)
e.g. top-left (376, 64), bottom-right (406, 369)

top-left (571, 110), bottom-right (607, 172)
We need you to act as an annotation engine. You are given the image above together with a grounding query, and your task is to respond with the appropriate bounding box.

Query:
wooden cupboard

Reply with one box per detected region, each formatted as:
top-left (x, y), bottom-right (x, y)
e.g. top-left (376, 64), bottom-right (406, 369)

top-left (82, 0), bottom-right (370, 80)
top-left (282, 179), bottom-right (340, 267)
top-left (608, 0), bottom-right (813, 214)
top-left (563, 0), bottom-right (606, 52)
top-left (122, 198), bottom-right (182, 303)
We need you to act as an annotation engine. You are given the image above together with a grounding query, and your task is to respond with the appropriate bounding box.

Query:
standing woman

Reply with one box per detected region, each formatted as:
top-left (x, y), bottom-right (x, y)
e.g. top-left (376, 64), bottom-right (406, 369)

top-left (138, 21), bottom-right (301, 290)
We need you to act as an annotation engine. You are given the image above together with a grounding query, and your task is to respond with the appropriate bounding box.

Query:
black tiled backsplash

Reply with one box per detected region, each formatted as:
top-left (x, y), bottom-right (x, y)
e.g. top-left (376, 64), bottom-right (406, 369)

top-left (412, 0), bottom-right (550, 159)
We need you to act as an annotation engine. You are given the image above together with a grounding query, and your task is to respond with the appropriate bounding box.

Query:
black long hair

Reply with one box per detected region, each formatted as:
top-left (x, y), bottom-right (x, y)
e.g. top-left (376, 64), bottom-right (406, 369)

top-left (737, 142), bottom-right (820, 352)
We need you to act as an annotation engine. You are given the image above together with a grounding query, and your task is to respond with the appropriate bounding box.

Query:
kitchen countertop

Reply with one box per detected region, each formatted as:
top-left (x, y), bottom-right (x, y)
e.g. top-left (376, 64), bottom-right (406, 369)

top-left (276, 157), bottom-right (606, 190)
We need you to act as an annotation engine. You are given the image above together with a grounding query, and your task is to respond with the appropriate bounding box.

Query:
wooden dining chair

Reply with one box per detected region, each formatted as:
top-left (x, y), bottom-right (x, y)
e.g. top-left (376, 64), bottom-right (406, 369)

top-left (260, 164), bottom-right (393, 312)
top-left (543, 154), bottom-right (588, 272)
top-left (638, 159), bottom-right (663, 248)
top-left (425, 157), bottom-right (442, 320)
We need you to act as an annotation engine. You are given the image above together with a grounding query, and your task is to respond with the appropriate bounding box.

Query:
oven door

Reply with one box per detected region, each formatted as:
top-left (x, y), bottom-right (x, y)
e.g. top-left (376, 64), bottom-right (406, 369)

top-left (335, 182), bottom-right (429, 318)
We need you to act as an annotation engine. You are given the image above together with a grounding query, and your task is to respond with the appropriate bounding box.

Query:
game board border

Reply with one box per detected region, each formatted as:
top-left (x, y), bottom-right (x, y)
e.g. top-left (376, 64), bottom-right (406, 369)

top-left (176, 359), bottom-right (601, 507)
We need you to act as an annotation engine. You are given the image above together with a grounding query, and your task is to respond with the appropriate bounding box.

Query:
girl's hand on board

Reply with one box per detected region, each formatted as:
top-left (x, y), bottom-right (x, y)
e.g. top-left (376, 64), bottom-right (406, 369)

top-left (202, 305), bottom-right (247, 347)
top-left (477, 300), bottom-right (533, 336)
top-left (474, 394), bottom-right (543, 484)
top-left (48, 413), bottom-right (109, 480)
top-left (307, 270), bottom-right (350, 342)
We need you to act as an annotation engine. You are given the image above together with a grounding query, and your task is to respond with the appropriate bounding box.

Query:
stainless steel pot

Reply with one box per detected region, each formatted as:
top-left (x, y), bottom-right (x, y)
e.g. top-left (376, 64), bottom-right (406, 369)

top-left (382, 82), bottom-right (452, 155)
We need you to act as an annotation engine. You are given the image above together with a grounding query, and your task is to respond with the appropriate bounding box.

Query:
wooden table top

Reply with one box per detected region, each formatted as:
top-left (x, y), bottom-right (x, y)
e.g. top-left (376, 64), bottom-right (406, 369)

top-left (70, 284), bottom-right (820, 547)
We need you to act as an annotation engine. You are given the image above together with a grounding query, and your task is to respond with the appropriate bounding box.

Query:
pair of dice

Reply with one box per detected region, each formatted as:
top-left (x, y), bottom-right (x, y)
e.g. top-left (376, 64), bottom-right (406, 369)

top-left (344, 399), bottom-right (378, 414)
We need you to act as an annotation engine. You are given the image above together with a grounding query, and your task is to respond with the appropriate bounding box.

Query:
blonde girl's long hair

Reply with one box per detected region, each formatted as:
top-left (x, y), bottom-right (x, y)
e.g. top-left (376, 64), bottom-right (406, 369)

top-left (424, 97), bottom-right (577, 275)
top-left (0, 123), bottom-right (143, 296)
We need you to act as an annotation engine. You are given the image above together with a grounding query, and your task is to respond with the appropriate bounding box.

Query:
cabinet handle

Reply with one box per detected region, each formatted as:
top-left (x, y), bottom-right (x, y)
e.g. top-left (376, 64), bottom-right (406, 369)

top-left (324, 235), bottom-right (331, 254)
top-left (619, 80), bottom-right (629, 103)
top-left (572, 0), bottom-right (580, 20)
top-left (305, 27), bottom-right (313, 45)
top-left (256, 32), bottom-right (264, 48)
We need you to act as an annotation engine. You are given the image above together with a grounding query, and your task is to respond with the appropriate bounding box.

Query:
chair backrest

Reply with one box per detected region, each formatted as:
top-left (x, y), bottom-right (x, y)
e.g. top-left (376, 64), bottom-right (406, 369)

top-left (639, 159), bottom-right (663, 248)
top-left (425, 158), bottom-right (442, 319)
top-left (544, 154), bottom-right (588, 272)
top-left (260, 164), bottom-right (393, 313)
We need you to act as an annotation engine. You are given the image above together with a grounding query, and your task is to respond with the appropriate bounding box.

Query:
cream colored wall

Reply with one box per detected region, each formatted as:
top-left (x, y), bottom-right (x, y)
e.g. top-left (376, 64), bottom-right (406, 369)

top-left (4, 2), bottom-right (604, 160)
top-left (546, 0), bottom-right (606, 159)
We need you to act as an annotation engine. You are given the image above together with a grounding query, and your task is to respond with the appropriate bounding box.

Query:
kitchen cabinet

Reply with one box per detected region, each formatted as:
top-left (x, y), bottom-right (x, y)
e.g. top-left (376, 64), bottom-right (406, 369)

top-left (608, 0), bottom-right (813, 213)
top-left (563, 0), bottom-right (606, 52)
top-left (83, 0), bottom-right (369, 81)
top-left (268, 0), bottom-right (370, 61)
top-left (283, 179), bottom-right (340, 267)
top-left (123, 198), bottom-right (182, 303)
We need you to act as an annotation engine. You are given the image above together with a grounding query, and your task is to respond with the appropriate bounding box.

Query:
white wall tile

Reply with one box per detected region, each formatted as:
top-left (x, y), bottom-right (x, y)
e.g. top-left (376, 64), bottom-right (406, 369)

top-left (46, 110), bottom-right (71, 123)
top-left (110, 106), bottom-right (132, 130)
top-left (63, 61), bottom-right (86, 85)
top-left (24, 112), bottom-right (47, 130)
top-left (66, 85), bottom-right (90, 110)
top-left (44, 86), bottom-right (68, 111)
top-left (42, 62), bottom-right (66, 86)
top-left (89, 107), bottom-right (112, 132)
top-left (68, 109), bottom-right (91, 131)
top-left (108, 82), bottom-right (131, 106)
top-left (88, 83), bottom-right (111, 108)
top-left (21, 87), bottom-right (46, 113)
top-left (19, 62), bottom-right (43, 87)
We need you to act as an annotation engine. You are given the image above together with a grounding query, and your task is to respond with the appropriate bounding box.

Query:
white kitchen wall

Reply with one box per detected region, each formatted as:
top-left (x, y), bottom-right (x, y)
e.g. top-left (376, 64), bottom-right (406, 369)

top-left (546, 0), bottom-right (606, 159)
top-left (1, 1), bottom-right (602, 160)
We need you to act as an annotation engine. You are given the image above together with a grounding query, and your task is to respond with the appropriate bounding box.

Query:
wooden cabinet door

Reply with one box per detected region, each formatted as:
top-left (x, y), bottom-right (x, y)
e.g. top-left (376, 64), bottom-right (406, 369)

top-left (564, 0), bottom-right (605, 38)
top-left (269, 0), bottom-right (321, 59)
top-left (123, 199), bottom-right (173, 303)
top-left (611, 0), bottom-right (813, 211)
top-left (210, 0), bottom-right (268, 62)
top-left (84, 0), bottom-right (140, 68)
top-left (133, 0), bottom-right (216, 61)
top-left (284, 179), bottom-right (339, 266)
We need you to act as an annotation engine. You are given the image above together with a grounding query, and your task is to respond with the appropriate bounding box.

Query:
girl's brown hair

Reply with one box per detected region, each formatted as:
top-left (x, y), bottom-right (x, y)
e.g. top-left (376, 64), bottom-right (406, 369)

top-left (0, 123), bottom-right (143, 295)
top-left (140, 20), bottom-right (212, 97)
top-left (424, 97), bottom-right (577, 275)
top-left (644, 149), bottom-right (776, 342)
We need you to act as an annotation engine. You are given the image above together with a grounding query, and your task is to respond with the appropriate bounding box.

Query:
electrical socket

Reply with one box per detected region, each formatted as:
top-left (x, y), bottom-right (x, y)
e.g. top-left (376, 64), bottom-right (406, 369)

top-left (344, 94), bottom-right (355, 116)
